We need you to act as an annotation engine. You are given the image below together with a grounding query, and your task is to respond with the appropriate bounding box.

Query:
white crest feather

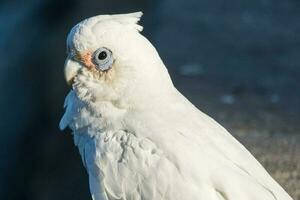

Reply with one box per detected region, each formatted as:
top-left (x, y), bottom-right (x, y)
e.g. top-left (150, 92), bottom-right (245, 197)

top-left (83, 11), bottom-right (144, 32)
top-left (111, 12), bottom-right (143, 32)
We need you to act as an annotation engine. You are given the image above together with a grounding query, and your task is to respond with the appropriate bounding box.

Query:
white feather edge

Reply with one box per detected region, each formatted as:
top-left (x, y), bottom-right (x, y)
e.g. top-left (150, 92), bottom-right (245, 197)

top-left (111, 11), bottom-right (143, 32)
top-left (59, 90), bottom-right (77, 130)
top-left (93, 11), bottom-right (144, 32)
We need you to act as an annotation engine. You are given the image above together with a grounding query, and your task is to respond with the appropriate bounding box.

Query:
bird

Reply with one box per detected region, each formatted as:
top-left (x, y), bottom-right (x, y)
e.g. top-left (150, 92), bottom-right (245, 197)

top-left (60, 12), bottom-right (293, 200)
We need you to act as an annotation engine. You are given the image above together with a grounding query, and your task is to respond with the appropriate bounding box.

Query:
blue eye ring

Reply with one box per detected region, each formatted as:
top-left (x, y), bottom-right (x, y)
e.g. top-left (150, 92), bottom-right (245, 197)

top-left (92, 47), bottom-right (113, 71)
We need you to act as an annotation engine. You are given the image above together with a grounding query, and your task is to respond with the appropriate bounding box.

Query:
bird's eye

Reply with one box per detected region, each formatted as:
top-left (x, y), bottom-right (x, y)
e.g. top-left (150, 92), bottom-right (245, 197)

top-left (92, 47), bottom-right (113, 71)
top-left (97, 51), bottom-right (107, 60)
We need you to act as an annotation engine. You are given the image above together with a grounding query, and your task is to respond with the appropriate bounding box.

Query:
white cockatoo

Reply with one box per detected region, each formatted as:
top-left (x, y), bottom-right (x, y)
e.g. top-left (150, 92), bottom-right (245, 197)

top-left (60, 12), bottom-right (293, 200)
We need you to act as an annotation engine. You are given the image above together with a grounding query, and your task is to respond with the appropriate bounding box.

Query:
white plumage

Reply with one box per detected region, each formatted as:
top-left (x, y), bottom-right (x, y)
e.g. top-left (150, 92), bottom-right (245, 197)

top-left (60, 12), bottom-right (293, 200)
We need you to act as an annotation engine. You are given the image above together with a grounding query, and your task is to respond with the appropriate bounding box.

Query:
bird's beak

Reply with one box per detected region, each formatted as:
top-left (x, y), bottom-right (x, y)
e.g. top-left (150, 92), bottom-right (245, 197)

top-left (64, 58), bottom-right (81, 85)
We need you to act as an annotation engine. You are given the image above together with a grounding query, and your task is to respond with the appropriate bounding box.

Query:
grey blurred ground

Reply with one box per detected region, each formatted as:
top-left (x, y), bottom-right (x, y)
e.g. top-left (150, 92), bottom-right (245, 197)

top-left (0, 0), bottom-right (299, 200)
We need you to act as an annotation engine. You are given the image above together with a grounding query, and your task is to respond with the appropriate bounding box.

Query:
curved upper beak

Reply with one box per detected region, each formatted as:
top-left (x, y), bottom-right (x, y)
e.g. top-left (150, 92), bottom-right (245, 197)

top-left (64, 58), bottom-right (82, 85)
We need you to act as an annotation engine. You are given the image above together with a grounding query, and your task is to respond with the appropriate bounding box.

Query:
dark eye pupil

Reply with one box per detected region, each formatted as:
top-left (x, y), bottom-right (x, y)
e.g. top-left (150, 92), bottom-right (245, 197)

top-left (98, 51), bottom-right (107, 60)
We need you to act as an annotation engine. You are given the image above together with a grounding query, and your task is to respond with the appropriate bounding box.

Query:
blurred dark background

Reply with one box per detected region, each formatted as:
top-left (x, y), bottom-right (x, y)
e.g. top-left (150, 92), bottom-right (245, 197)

top-left (0, 0), bottom-right (299, 199)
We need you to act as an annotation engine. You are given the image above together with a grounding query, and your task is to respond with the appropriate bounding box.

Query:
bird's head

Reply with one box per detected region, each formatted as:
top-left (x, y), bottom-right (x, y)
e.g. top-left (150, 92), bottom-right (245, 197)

top-left (64, 12), bottom-right (174, 108)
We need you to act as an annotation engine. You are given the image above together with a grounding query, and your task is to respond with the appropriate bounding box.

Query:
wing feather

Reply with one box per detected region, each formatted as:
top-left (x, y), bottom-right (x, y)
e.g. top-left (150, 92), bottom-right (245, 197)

top-left (61, 89), bottom-right (292, 200)
top-left (78, 129), bottom-right (181, 200)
